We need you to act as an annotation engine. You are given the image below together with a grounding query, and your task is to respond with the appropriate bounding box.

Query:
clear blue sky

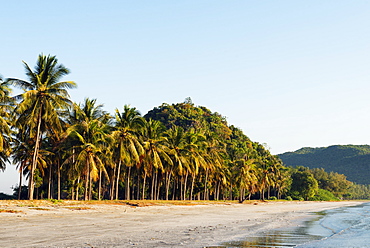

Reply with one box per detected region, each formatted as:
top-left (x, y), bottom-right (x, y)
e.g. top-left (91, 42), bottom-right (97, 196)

top-left (1, 1), bottom-right (369, 194)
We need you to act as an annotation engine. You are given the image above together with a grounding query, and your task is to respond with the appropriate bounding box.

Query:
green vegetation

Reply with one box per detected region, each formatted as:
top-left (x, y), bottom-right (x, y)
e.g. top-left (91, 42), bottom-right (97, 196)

top-left (279, 145), bottom-right (370, 199)
top-left (0, 54), bottom-right (367, 201)
top-left (279, 145), bottom-right (370, 184)
top-left (309, 189), bottom-right (339, 201)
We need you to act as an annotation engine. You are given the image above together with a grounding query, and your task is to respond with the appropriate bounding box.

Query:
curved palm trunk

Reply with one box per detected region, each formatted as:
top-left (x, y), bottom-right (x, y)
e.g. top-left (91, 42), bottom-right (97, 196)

top-left (29, 111), bottom-right (42, 200)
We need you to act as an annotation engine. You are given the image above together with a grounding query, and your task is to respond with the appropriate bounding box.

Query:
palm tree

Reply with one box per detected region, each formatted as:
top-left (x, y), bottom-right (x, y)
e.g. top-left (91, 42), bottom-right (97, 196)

top-left (8, 54), bottom-right (76, 199)
top-left (0, 76), bottom-right (13, 171)
top-left (65, 99), bottom-right (111, 200)
top-left (200, 132), bottom-right (224, 200)
top-left (255, 143), bottom-right (276, 200)
top-left (164, 126), bottom-right (189, 200)
top-left (140, 119), bottom-right (172, 200)
top-left (183, 129), bottom-right (208, 200)
top-left (112, 105), bottom-right (144, 200)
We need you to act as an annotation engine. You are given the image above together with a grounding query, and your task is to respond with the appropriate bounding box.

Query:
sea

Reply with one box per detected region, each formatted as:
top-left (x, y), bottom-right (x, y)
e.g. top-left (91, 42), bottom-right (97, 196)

top-left (218, 202), bottom-right (370, 248)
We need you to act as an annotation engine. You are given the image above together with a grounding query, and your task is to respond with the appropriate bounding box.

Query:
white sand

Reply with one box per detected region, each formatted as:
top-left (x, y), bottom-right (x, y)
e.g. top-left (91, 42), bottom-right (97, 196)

top-left (0, 201), bottom-right (364, 247)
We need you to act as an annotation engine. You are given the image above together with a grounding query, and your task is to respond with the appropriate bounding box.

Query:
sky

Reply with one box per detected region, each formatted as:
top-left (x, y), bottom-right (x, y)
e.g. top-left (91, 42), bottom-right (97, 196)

top-left (1, 1), bottom-right (370, 194)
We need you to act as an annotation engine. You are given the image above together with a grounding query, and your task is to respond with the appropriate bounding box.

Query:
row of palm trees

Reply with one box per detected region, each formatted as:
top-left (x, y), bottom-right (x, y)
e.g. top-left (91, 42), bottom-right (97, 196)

top-left (1, 54), bottom-right (289, 201)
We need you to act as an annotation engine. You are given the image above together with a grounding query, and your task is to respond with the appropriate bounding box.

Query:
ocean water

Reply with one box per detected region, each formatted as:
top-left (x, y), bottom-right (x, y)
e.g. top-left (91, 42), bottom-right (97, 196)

top-left (219, 202), bottom-right (370, 248)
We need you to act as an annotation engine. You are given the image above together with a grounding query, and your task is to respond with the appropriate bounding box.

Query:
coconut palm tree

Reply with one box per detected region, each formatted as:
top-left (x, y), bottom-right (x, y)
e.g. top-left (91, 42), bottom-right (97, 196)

top-left (112, 105), bottom-right (144, 200)
top-left (140, 119), bottom-right (172, 200)
top-left (7, 55), bottom-right (76, 199)
top-left (65, 98), bottom-right (111, 200)
top-left (183, 129), bottom-right (208, 200)
top-left (0, 76), bottom-right (13, 171)
top-left (164, 126), bottom-right (190, 200)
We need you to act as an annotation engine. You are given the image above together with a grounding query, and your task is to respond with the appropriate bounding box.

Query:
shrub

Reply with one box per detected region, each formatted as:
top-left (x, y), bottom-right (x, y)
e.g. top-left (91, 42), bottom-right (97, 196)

top-left (308, 189), bottom-right (339, 201)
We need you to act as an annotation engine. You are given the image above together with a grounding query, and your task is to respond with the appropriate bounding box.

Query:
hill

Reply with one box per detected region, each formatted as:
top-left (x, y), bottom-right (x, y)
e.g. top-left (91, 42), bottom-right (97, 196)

top-left (278, 145), bottom-right (370, 184)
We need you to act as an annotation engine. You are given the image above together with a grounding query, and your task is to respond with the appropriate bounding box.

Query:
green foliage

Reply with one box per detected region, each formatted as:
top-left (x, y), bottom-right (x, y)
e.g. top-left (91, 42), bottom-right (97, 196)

top-left (49, 199), bottom-right (63, 204)
top-left (345, 184), bottom-right (370, 200)
top-left (268, 196), bottom-right (277, 200)
top-left (144, 101), bottom-right (232, 141)
top-left (285, 196), bottom-right (292, 201)
top-left (289, 168), bottom-right (318, 200)
top-left (310, 168), bottom-right (352, 198)
top-left (309, 189), bottom-right (339, 201)
top-left (279, 145), bottom-right (370, 184)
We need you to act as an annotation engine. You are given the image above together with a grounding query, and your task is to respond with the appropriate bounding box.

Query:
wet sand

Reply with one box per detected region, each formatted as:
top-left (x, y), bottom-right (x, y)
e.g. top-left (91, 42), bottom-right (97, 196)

top-left (0, 200), bottom-right (363, 247)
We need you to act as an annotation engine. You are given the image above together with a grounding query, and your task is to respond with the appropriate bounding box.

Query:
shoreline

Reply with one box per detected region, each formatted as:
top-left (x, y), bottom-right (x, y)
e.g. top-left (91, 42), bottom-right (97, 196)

top-left (0, 200), bottom-right (365, 247)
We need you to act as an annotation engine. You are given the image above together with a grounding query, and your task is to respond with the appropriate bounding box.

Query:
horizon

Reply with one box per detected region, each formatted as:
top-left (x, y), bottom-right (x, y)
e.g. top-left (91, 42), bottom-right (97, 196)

top-left (1, 1), bottom-right (370, 194)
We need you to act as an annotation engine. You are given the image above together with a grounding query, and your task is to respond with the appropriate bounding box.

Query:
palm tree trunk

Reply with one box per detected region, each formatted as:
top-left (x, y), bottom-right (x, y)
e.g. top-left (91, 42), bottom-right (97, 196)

top-left (204, 168), bottom-right (209, 200)
top-left (230, 185), bottom-right (233, 200)
top-left (29, 111), bottom-right (42, 200)
top-left (76, 176), bottom-right (80, 200)
top-left (190, 174), bottom-right (195, 200)
top-left (216, 181), bottom-right (220, 201)
top-left (142, 171), bottom-right (147, 200)
top-left (166, 170), bottom-right (172, 200)
top-left (48, 165), bottom-right (52, 199)
top-left (126, 166), bottom-right (131, 200)
top-left (110, 164), bottom-right (116, 200)
top-left (57, 160), bottom-right (61, 200)
top-left (136, 173), bottom-right (140, 200)
top-left (156, 173), bottom-right (161, 200)
top-left (184, 170), bottom-right (189, 200)
top-left (89, 171), bottom-right (93, 200)
top-left (98, 165), bottom-right (102, 200)
top-left (84, 161), bottom-right (89, 200)
top-left (18, 165), bottom-right (23, 200)
top-left (115, 160), bottom-right (121, 200)
top-left (151, 170), bottom-right (157, 200)
top-left (71, 179), bottom-right (75, 200)
top-left (172, 178), bottom-right (176, 200)
top-left (180, 176), bottom-right (183, 200)
top-left (150, 174), bottom-right (154, 200)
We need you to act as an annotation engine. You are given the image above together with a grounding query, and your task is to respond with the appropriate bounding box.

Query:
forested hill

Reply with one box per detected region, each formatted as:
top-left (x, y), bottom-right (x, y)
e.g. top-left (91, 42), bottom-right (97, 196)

top-left (278, 145), bottom-right (370, 184)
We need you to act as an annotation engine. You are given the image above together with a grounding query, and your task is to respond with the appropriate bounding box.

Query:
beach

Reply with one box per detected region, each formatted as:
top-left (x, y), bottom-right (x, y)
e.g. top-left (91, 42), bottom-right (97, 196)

top-left (0, 200), bottom-right (363, 247)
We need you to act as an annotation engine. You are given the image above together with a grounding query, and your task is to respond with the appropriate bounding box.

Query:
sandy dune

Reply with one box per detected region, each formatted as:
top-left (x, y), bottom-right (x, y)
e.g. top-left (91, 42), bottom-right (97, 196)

top-left (0, 200), bottom-right (363, 247)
